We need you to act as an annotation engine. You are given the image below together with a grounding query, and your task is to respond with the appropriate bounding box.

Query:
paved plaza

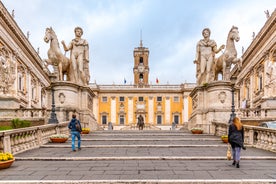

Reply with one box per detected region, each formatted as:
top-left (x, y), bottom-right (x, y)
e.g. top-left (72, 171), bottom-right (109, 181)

top-left (0, 130), bottom-right (276, 184)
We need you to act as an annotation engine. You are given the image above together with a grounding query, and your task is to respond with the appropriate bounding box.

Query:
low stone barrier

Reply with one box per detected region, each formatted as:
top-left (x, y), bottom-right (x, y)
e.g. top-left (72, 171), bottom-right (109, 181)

top-left (212, 121), bottom-right (276, 152)
top-left (0, 122), bottom-right (69, 154)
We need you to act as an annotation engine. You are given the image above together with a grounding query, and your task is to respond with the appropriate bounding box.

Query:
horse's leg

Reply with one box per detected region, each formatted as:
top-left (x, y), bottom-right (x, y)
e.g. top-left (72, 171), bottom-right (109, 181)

top-left (58, 62), bottom-right (63, 81)
top-left (63, 57), bottom-right (70, 81)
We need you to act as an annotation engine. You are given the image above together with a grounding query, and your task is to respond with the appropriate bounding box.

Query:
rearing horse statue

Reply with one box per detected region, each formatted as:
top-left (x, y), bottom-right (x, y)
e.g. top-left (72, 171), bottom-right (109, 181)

top-left (213, 26), bottom-right (242, 81)
top-left (44, 27), bottom-right (71, 81)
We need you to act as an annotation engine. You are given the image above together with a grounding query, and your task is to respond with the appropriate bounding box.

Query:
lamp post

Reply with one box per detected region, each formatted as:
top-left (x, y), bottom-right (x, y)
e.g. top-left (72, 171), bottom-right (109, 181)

top-left (229, 76), bottom-right (237, 124)
top-left (48, 88), bottom-right (59, 124)
top-left (48, 74), bottom-right (58, 124)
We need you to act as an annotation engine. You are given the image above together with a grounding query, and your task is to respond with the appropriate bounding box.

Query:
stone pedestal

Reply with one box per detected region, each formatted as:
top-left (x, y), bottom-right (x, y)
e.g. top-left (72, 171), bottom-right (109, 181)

top-left (189, 81), bottom-right (233, 134)
top-left (46, 81), bottom-right (98, 130)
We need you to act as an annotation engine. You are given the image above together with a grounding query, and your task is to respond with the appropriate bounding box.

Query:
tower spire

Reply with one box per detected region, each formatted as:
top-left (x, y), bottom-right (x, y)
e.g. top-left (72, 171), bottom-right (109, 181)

top-left (140, 29), bottom-right (143, 47)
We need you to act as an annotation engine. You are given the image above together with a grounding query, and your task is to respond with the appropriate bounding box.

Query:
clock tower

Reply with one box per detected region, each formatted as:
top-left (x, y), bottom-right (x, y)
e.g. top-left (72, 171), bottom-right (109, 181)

top-left (133, 39), bottom-right (149, 86)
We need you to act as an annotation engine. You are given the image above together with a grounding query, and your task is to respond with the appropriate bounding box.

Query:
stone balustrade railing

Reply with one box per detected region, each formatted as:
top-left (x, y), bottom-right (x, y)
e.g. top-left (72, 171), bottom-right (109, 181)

top-left (0, 122), bottom-right (69, 155)
top-left (237, 107), bottom-right (276, 119)
top-left (0, 108), bottom-right (47, 119)
top-left (212, 121), bottom-right (276, 152)
top-left (16, 108), bottom-right (47, 118)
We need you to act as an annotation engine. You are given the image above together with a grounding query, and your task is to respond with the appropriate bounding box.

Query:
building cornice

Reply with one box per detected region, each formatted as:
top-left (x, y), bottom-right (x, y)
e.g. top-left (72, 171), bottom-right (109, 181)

top-left (0, 1), bottom-right (50, 84)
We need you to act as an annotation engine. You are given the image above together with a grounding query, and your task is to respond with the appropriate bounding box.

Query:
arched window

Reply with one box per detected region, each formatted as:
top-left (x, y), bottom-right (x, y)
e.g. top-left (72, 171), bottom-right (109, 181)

top-left (139, 57), bottom-right (143, 64)
top-left (139, 74), bottom-right (143, 81)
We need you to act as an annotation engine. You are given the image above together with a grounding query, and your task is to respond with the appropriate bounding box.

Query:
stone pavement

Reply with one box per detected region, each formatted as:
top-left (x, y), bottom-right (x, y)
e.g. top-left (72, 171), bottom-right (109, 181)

top-left (0, 130), bottom-right (276, 184)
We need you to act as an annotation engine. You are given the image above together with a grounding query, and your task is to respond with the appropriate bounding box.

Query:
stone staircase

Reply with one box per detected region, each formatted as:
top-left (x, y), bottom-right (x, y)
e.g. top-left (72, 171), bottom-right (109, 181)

top-left (0, 130), bottom-right (276, 183)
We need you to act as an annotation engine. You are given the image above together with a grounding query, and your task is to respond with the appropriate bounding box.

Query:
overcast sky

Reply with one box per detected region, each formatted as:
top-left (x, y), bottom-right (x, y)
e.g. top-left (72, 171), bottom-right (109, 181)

top-left (2, 0), bottom-right (275, 85)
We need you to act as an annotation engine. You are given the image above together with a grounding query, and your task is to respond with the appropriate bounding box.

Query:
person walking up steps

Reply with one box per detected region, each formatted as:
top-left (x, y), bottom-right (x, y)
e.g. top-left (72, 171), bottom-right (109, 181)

top-left (228, 116), bottom-right (245, 168)
top-left (68, 114), bottom-right (82, 152)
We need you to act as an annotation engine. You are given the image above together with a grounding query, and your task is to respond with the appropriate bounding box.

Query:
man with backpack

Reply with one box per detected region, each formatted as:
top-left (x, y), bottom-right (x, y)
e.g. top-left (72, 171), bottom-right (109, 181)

top-left (68, 114), bottom-right (82, 152)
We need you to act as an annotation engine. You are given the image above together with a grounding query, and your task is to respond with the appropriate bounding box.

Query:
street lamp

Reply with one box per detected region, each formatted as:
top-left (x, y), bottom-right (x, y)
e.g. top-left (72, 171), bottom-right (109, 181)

top-left (229, 76), bottom-right (237, 124)
top-left (48, 88), bottom-right (59, 124)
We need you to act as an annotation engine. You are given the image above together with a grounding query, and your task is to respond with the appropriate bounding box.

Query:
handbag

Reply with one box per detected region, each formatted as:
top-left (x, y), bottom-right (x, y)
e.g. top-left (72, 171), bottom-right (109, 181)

top-left (227, 144), bottom-right (232, 160)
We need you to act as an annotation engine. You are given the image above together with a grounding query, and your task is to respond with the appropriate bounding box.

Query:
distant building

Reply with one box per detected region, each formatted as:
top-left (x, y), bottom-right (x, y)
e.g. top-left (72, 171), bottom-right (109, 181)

top-left (91, 40), bottom-right (195, 129)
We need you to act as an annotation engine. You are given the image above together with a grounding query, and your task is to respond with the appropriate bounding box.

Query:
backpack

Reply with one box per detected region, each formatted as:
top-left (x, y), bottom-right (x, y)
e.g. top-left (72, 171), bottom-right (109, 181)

top-left (75, 120), bottom-right (82, 132)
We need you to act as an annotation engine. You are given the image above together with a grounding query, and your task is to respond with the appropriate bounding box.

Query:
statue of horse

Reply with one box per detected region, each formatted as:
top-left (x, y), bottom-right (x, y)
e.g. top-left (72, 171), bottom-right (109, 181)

top-left (137, 115), bottom-right (145, 130)
top-left (44, 27), bottom-right (71, 81)
top-left (213, 26), bottom-right (242, 81)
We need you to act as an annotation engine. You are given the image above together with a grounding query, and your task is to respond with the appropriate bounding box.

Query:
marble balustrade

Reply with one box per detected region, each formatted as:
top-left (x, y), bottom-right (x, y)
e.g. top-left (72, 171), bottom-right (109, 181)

top-left (0, 122), bottom-right (69, 155)
top-left (212, 121), bottom-right (276, 152)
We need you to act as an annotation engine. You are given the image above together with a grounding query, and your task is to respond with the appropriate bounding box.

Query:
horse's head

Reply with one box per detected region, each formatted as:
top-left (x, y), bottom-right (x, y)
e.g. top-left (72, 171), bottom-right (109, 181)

top-left (229, 26), bottom-right (240, 42)
top-left (44, 27), bottom-right (55, 43)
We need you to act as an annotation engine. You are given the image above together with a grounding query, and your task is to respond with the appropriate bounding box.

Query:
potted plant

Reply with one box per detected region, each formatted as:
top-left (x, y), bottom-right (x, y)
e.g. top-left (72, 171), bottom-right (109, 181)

top-left (191, 127), bottom-right (203, 134)
top-left (50, 134), bottom-right (69, 143)
top-left (221, 135), bottom-right (228, 143)
top-left (81, 127), bottom-right (90, 134)
top-left (0, 152), bottom-right (15, 169)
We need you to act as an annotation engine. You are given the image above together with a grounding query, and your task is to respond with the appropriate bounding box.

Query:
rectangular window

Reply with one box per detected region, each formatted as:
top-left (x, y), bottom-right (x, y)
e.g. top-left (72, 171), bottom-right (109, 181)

top-left (173, 96), bottom-right (179, 102)
top-left (32, 87), bottom-right (35, 100)
top-left (119, 96), bottom-right (125, 102)
top-left (157, 115), bottom-right (162, 124)
top-left (102, 115), bottom-right (107, 124)
top-left (138, 96), bottom-right (144, 102)
top-left (119, 115), bottom-right (124, 125)
top-left (157, 96), bottom-right (162, 102)
top-left (174, 115), bottom-right (179, 124)
top-left (18, 76), bottom-right (22, 91)
top-left (102, 96), bottom-right (107, 102)
top-left (246, 86), bottom-right (249, 100)
top-left (259, 75), bottom-right (263, 90)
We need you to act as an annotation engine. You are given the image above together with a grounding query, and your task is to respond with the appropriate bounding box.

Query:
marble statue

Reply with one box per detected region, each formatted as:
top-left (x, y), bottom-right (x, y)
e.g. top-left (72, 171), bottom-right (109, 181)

top-left (194, 28), bottom-right (225, 84)
top-left (214, 26), bottom-right (242, 81)
top-left (265, 49), bottom-right (276, 97)
top-left (44, 27), bottom-right (71, 81)
top-left (62, 27), bottom-right (90, 86)
top-left (0, 47), bottom-right (16, 94)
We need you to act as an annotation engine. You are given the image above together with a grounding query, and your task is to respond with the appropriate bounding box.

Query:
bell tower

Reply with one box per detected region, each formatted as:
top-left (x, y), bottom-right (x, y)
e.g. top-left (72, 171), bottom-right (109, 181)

top-left (133, 35), bottom-right (149, 87)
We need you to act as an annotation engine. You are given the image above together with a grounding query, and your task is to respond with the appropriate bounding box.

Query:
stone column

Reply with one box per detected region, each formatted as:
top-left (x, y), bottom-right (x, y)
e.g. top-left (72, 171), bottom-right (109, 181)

top-left (93, 94), bottom-right (99, 123)
top-left (111, 96), bottom-right (116, 124)
top-left (148, 96), bottom-right (154, 124)
top-left (165, 96), bottom-right (171, 125)
top-left (183, 93), bottom-right (189, 123)
top-left (128, 97), bottom-right (133, 125)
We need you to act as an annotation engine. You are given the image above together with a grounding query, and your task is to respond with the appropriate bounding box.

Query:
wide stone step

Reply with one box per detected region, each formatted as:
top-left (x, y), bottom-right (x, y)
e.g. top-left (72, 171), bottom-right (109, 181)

top-left (16, 146), bottom-right (276, 158)
top-left (1, 159), bottom-right (276, 182)
top-left (1, 130), bottom-right (275, 183)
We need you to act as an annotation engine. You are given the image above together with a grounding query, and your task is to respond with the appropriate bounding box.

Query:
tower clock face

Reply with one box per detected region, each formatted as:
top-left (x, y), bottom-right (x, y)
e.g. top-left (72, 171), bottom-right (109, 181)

top-left (138, 65), bottom-right (145, 72)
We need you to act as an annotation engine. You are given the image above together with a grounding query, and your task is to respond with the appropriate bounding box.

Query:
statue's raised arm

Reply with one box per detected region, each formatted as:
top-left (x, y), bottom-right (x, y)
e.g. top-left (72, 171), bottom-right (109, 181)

top-left (61, 27), bottom-right (90, 85)
top-left (194, 28), bottom-right (224, 85)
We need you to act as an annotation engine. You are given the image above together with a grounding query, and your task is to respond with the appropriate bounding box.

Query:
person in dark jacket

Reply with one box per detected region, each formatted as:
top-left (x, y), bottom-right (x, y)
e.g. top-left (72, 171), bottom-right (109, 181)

top-left (228, 116), bottom-right (244, 168)
top-left (68, 114), bottom-right (82, 151)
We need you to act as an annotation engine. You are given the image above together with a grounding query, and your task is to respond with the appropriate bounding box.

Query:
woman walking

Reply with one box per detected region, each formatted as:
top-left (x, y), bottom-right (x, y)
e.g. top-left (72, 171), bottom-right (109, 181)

top-left (228, 117), bottom-right (245, 168)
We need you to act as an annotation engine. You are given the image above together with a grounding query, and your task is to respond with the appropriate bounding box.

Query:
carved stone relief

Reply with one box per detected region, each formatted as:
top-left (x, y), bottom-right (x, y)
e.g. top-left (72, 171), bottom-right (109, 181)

top-left (192, 95), bottom-right (198, 110)
top-left (119, 103), bottom-right (125, 112)
top-left (88, 94), bottom-right (93, 109)
top-left (264, 48), bottom-right (276, 97)
top-left (218, 91), bottom-right (226, 104)
top-left (58, 93), bottom-right (66, 104)
top-left (0, 46), bottom-right (16, 95)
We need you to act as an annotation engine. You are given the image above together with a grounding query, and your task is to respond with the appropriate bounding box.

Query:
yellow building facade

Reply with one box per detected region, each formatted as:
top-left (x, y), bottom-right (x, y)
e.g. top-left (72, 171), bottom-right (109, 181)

top-left (92, 41), bottom-right (195, 128)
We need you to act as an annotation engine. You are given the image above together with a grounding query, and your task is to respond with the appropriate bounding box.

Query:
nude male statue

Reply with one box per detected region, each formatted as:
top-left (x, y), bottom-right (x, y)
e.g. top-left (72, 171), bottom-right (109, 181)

top-left (194, 28), bottom-right (225, 84)
top-left (62, 27), bottom-right (89, 85)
